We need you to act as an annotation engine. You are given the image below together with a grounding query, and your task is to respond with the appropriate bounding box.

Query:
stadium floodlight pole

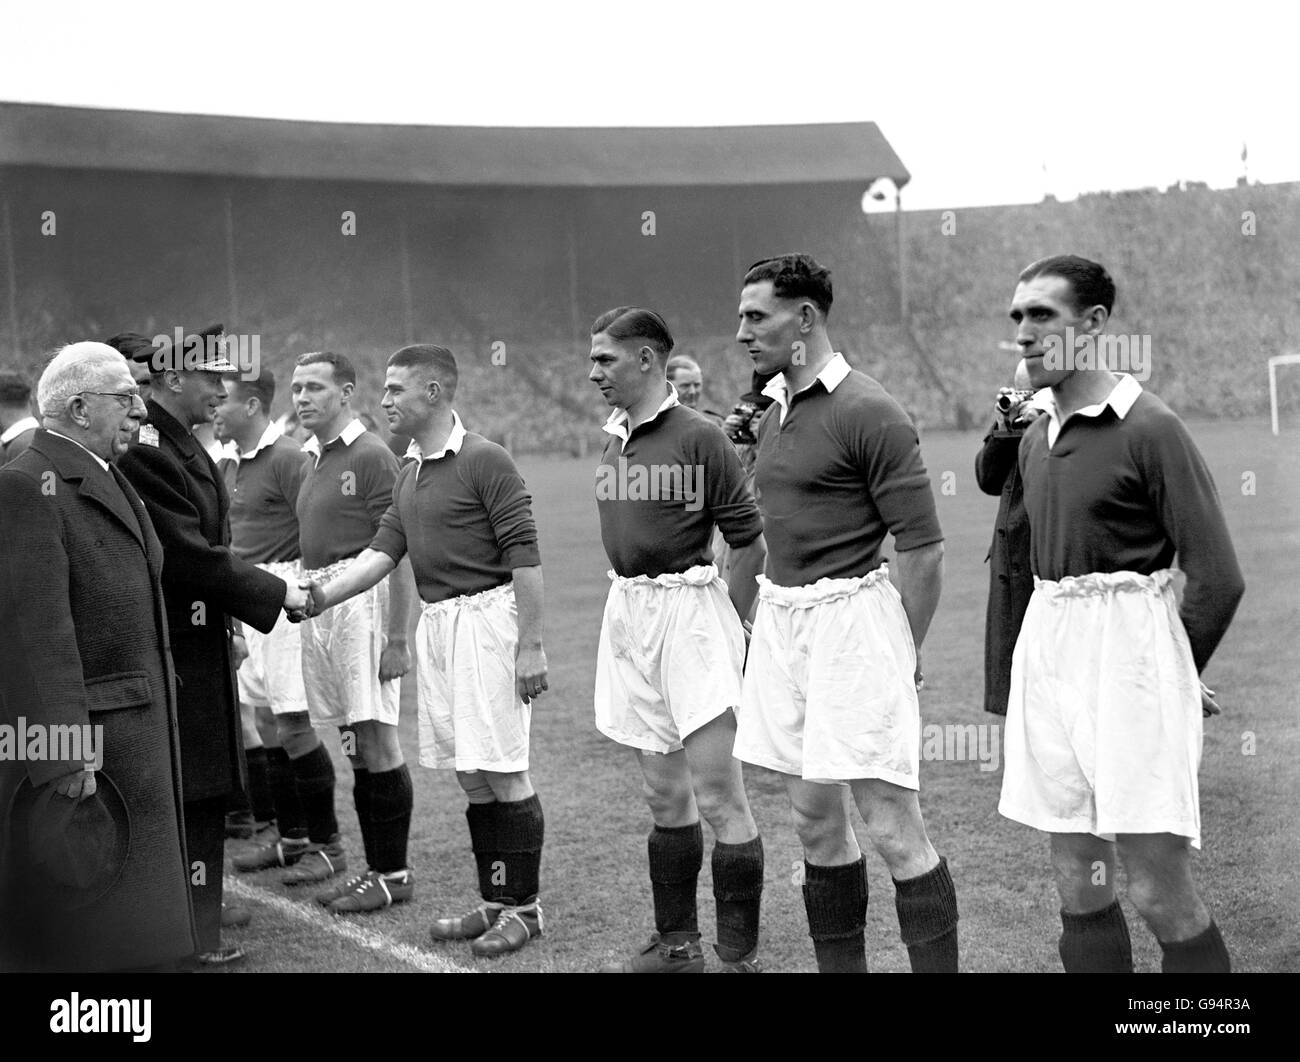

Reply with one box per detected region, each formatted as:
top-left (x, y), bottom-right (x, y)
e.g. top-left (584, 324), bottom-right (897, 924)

top-left (863, 177), bottom-right (907, 326)
top-left (1268, 352), bottom-right (1300, 435)
top-left (1, 195), bottom-right (18, 357)
top-left (224, 190), bottom-right (240, 326)
top-left (895, 183), bottom-right (907, 326)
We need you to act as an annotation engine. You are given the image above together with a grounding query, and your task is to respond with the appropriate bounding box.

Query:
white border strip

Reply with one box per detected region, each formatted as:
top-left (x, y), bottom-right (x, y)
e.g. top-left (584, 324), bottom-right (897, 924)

top-left (225, 876), bottom-right (476, 974)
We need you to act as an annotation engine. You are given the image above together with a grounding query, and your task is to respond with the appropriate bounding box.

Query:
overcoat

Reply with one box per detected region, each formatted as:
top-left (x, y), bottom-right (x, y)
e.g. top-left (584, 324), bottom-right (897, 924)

top-left (0, 430), bottom-right (197, 970)
top-left (975, 424), bottom-right (1034, 716)
top-left (117, 400), bottom-right (284, 801)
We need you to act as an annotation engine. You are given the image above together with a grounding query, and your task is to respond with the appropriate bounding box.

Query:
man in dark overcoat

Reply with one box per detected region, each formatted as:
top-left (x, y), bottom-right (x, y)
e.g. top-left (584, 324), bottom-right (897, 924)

top-left (117, 326), bottom-right (309, 964)
top-left (974, 359), bottom-right (1041, 716)
top-left (0, 342), bottom-right (197, 971)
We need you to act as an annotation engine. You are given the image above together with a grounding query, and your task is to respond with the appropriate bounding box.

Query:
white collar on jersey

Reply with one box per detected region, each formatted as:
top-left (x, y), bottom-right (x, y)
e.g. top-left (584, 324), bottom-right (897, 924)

top-left (404, 410), bottom-right (466, 462)
top-left (302, 416), bottom-right (366, 458)
top-left (222, 420), bottom-right (283, 463)
top-left (601, 383), bottom-right (679, 452)
top-left (1034, 373), bottom-right (1143, 448)
top-left (0, 416), bottom-right (39, 445)
top-left (762, 351), bottom-right (851, 425)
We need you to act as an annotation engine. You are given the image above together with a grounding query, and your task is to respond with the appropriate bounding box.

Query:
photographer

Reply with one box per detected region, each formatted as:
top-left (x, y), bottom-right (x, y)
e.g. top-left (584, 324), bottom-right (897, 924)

top-left (722, 368), bottom-right (776, 449)
top-left (974, 359), bottom-right (1041, 716)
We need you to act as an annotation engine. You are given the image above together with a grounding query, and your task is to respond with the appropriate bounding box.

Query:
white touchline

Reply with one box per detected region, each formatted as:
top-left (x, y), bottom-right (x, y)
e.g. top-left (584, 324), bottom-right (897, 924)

top-left (224, 876), bottom-right (476, 974)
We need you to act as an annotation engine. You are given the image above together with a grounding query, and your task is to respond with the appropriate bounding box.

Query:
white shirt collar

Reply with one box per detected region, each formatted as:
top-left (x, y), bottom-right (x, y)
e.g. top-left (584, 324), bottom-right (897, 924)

top-left (302, 417), bottom-right (366, 458)
top-left (222, 421), bottom-right (283, 463)
top-left (404, 411), bottom-right (466, 462)
top-left (601, 384), bottom-right (679, 452)
top-left (762, 352), bottom-right (851, 425)
top-left (0, 416), bottom-right (39, 445)
top-left (44, 428), bottom-right (110, 471)
top-left (1037, 373), bottom-right (1143, 448)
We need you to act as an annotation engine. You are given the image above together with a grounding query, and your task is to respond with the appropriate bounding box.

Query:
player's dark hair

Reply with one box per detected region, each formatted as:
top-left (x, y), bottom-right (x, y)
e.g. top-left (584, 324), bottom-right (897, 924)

top-left (742, 253), bottom-right (833, 317)
top-left (229, 368), bottom-right (276, 413)
top-left (0, 371), bottom-right (31, 405)
top-left (389, 344), bottom-right (459, 401)
top-left (590, 307), bottom-right (675, 359)
top-left (296, 350), bottom-right (357, 387)
top-left (1018, 255), bottom-right (1116, 316)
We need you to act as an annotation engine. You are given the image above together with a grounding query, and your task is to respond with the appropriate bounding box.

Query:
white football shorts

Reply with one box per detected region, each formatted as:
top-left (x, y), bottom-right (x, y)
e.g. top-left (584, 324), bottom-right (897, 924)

top-left (998, 569), bottom-right (1203, 847)
top-left (594, 563), bottom-right (745, 754)
top-left (300, 557), bottom-right (401, 727)
top-left (237, 559), bottom-right (309, 715)
top-left (414, 581), bottom-right (529, 772)
top-left (734, 564), bottom-right (920, 787)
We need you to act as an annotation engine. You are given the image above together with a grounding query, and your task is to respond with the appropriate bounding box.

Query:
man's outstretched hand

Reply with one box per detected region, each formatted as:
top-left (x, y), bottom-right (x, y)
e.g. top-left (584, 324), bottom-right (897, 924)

top-left (285, 578), bottom-right (326, 622)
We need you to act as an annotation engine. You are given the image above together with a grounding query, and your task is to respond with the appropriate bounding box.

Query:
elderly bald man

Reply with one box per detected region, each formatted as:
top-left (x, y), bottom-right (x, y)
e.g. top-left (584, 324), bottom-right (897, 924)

top-left (0, 343), bottom-right (198, 971)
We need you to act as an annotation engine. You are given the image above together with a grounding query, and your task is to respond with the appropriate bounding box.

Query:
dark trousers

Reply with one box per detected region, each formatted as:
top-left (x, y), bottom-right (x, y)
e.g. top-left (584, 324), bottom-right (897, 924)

top-left (184, 796), bottom-right (226, 953)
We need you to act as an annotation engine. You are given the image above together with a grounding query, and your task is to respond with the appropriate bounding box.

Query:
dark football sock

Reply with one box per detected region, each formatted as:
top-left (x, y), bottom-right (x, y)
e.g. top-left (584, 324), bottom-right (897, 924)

top-left (1059, 900), bottom-right (1134, 973)
top-left (244, 746), bottom-right (276, 824)
top-left (266, 747), bottom-right (307, 839)
top-left (367, 764), bottom-right (413, 874)
top-left (493, 794), bottom-right (545, 905)
top-left (466, 800), bottom-right (503, 902)
top-left (351, 766), bottom-right (374, 869)
top-left (226, 786), bottom-right (252, 818)
top-left (648, 822), bottom-right (703, 940)
top-left (893, 855), bottom-right (959, 973)
top-left (290, 743), bottom-right (338, 844)
top-left (803, 856), bottom-right (869, 973)
top-left (712, 835), bottom-right (764, 961)
top-left (1159, 920), bottom-right (1230, 973)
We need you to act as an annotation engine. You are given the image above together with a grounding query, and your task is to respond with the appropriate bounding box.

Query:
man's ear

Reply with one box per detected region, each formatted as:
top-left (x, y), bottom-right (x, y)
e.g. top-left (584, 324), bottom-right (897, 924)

top-left (66, 394), bottom-right (91, 429)
top-left (798, 301), bottom-right (817, 333)
top-left (1082, 304), bottom-right (1109, 335)
top-left (427, 379), bottom-right (442, 404)
top-left (639, 344), bottom-right (657, 371)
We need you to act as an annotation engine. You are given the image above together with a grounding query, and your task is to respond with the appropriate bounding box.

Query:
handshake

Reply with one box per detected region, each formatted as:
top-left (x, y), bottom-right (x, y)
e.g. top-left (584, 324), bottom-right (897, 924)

top-left (283, 578), bottom-right (327, 623)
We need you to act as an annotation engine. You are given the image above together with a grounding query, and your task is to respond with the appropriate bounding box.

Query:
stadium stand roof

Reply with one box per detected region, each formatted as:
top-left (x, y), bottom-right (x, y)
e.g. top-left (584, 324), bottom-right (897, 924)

top-left (0, 102), bottom-right (910, 189)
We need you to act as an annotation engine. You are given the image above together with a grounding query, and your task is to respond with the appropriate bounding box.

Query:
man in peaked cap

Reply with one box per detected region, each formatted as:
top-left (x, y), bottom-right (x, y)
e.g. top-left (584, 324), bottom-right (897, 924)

top-left (118, 324), bottom-right (311, 965)
top-left (104, 332), bottom-right (157, 405)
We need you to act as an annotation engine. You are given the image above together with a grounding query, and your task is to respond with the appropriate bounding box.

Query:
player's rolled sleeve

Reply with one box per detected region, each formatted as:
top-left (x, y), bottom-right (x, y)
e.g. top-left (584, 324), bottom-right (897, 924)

top-left (860, 420), bottom-right (943, 551)
top-left (698, 426), bottom-right (762, 549)
top-left (369, 496), bottom-right (409, 566)
top-left (476, 445), bottom-right (541, 569)
top-left (357, 448), bottom-right (399, 532)
top-left (1139, 416), bottom-right (1244, 671)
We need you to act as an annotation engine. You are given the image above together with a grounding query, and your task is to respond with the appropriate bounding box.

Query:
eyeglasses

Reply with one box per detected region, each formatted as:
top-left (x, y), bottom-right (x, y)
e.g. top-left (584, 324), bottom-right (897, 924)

top-left (78, 389), bottom-right (144, 407)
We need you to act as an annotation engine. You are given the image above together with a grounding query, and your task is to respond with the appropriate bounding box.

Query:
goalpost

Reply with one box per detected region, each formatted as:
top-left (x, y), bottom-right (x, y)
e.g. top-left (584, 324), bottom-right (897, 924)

top-left (1268, 353), bottom-right (1300, 435)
